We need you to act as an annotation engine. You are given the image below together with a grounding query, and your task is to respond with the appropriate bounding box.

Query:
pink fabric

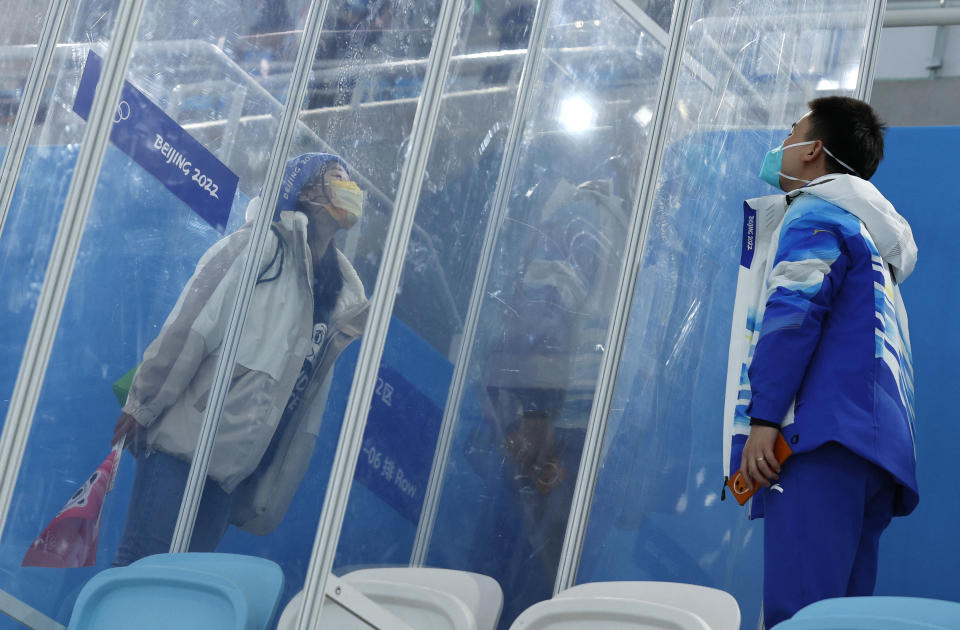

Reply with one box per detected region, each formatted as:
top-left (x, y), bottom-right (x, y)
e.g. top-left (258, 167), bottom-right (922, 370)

top-left (22, 447), bottom-right (121, 568)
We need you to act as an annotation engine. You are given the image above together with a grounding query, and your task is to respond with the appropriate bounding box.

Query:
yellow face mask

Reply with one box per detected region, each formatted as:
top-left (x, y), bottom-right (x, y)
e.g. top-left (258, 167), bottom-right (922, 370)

top-left (327, 179), bottom-right (364, 218)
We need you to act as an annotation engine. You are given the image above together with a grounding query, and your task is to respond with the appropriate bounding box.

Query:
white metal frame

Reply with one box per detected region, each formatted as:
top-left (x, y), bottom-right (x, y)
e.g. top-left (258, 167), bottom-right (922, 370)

top-left (859, 0), bottom-right (890, 100)
top-left (0, 589), bottom-right (66, 630)
top-left (0, 0), bottom-right (71, 243)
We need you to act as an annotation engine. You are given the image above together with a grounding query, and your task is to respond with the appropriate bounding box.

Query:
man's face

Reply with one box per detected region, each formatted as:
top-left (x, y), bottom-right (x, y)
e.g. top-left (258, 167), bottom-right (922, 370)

top-left (779, 113), bottom-right (814, 189)
top-left (300, 163), bottom-right (358, 230)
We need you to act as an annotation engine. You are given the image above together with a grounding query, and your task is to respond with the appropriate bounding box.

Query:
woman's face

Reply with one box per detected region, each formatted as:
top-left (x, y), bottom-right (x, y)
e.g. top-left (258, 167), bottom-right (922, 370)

top-left (299, 162), bottom-right (357, 230)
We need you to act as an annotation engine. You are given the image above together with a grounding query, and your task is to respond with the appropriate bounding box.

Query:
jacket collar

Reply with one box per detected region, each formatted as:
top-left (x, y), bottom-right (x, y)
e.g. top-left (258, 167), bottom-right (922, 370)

top-left (792, 174), bottom-right (918, 283)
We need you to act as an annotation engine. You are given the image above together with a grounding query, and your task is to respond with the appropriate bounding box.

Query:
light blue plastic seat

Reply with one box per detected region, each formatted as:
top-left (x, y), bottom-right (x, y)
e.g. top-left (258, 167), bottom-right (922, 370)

top-left (130, 552), bottom-right (285, 630)
top-left (772, 596), bottom-right (960, 630)
top-left (772, 616), bottom-right (947, 629)
top-left (67, 565), bottom-right (248, 630)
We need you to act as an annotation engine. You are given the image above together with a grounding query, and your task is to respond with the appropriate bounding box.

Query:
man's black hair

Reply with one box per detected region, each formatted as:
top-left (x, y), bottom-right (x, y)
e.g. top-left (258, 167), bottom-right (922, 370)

top-left (806, 96), bottom-right (887, 180)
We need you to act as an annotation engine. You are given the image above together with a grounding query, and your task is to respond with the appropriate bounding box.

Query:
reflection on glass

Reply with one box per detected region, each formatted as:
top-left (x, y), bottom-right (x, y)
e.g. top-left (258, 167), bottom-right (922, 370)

top-left (0, 0), bottom-right (54, 141)
top-left (578, 2), bottom-right (875, 628)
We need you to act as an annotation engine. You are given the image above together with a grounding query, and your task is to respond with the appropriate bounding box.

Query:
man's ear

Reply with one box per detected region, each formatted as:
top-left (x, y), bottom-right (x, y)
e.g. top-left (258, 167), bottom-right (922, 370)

top-left (802, 140), bottom-right (824, 163)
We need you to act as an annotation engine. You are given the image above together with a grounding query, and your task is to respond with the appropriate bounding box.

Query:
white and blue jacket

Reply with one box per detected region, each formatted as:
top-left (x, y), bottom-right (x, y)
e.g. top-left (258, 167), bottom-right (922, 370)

top-left (723, 174), bottom-right (919, 518)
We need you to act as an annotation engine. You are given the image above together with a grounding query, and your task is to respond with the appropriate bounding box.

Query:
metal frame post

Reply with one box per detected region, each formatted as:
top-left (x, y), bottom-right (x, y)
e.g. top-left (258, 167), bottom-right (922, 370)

top-left (0, 0), bottom-right (146, 538)
top-left (553, 0), bottom-right (697, 593)
top-left (858, 0), bottom-right (890, 101)
top-left (292, 0), bottom-right (465, 627)
top-left (409, 0), bottom-right (556, 568)
top-left (169, 0), bottom-right (336, 552)
top-left (0, 0), bottom-right (71, 242)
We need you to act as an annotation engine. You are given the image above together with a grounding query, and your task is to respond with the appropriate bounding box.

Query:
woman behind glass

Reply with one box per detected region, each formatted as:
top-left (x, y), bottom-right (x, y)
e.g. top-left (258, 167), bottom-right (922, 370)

top-left (110, 153), bottom-right (368, 565)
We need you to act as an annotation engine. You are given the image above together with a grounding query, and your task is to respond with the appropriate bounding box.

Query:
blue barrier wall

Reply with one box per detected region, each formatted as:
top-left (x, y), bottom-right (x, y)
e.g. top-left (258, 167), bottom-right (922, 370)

top-left (871, 126), bottom-right (960, 605)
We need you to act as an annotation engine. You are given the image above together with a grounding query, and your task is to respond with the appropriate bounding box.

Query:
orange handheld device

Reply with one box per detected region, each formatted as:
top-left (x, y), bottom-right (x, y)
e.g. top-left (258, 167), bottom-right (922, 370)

top-left (727, 432), bottom-right (793, 506)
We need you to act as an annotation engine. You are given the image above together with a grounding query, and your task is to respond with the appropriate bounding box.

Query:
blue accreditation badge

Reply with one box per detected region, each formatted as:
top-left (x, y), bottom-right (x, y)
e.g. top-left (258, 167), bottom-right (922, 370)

top-left (73, 51), bottom-right (238, 233)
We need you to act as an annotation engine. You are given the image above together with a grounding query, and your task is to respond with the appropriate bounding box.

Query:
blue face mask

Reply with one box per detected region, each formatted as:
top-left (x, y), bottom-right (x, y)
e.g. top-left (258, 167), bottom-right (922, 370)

top-left (758, 141), bottom-right (816, 188)
top-left (759, 140), bottom-right (861, 189)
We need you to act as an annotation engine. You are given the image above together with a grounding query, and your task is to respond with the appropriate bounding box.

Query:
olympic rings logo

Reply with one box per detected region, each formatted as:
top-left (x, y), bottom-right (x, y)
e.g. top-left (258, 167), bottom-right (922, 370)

top-left (113, 100), bottom-right (131, 124)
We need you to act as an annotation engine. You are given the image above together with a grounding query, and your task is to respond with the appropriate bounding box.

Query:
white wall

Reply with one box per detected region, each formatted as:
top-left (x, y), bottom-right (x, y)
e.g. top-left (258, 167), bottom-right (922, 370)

top-left (876, 24), bottom-right (960, 79)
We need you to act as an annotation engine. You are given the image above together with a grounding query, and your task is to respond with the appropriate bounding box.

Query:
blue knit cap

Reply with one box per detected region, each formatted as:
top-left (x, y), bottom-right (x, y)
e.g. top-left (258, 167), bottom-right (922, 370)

top-left (275, 152), bottom-right (350, 218)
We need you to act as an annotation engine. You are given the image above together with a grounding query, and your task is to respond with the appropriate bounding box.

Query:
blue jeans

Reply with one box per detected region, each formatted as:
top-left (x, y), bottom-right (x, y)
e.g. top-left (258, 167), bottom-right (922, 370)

top-left (112, 450), bottom-right (236, 566)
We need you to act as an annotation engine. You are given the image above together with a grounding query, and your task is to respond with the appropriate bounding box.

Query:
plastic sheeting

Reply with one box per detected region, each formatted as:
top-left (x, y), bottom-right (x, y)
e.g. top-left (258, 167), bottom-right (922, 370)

top-left (0, 0), bottom-right (909, 628)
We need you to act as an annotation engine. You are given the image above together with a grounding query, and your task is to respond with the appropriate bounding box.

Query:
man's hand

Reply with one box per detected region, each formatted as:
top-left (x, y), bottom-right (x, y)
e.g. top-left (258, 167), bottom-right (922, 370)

top-left (739, 424), bottom-right (782, 491)
top-left (112, 412), bottom-right (139, 447)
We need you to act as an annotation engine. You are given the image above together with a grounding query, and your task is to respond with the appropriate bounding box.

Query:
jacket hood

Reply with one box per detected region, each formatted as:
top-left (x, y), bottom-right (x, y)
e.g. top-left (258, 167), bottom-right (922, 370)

top-left (797, 174), bottom-right (918, 283)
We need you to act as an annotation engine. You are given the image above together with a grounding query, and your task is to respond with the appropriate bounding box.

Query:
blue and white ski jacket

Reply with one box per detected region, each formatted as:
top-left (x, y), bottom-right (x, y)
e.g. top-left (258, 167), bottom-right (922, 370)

top-left (723, 174), bottom-right (919, 518)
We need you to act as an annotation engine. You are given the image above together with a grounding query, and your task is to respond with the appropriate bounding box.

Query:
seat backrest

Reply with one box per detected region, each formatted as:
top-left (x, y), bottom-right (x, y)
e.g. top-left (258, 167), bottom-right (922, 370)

top-left (277, 579), bottom-right (473, 630)
top-left (557, 581), bottom-right (740, 630)
top-left (771, 614), bottom-right (948, 630)
top-left (509, 596), bottom-right (711, 630)
top-left (131, 552), bottom-right (284, 630)
top-left (343, 567), bottom-right (503, 630)
top-left (277, 591), bottom-right (377, 629)
top-left (793, 596), bottom-right (960, 628)
top-left (67, 565), bottom-right (248, 630)
top-left (345, 579), bottom-right (477, 630)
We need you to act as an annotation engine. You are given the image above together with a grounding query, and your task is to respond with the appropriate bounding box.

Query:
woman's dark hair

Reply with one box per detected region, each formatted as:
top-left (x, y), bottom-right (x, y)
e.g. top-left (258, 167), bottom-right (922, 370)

top-left (313, 242), bottom-right (344, 323)
top-left (806, 96), bottom-right (887, 180)
top-left (296, 160), bottom-right (345, 321)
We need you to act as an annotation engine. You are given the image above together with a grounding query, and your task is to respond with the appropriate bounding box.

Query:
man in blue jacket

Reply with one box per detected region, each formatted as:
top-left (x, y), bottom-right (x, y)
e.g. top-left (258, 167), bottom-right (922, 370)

top-left (733, 97), bottom-right (919, 627)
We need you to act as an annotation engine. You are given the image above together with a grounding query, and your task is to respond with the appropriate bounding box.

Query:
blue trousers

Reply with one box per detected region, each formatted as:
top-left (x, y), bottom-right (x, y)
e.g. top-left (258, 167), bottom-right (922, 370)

top-left (112, 450), bottom-right (235, 567)
top-left (762, 442), bottom-right (897, 628)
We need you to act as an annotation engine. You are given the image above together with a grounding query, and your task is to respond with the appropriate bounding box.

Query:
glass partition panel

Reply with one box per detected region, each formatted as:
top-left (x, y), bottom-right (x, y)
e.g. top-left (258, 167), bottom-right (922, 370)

top-left (390, 0), bottom-right (673, 626)
top-left (577, 1), bottom-right (873, 627)
top-left (321, 0), bottom-right (538, 572)
top-left (0, 0), bottom-right (323, 624)
top-left (189, 0), bottom-right (447, 620)
top-left (0, 0), bottom-right (54, 143)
